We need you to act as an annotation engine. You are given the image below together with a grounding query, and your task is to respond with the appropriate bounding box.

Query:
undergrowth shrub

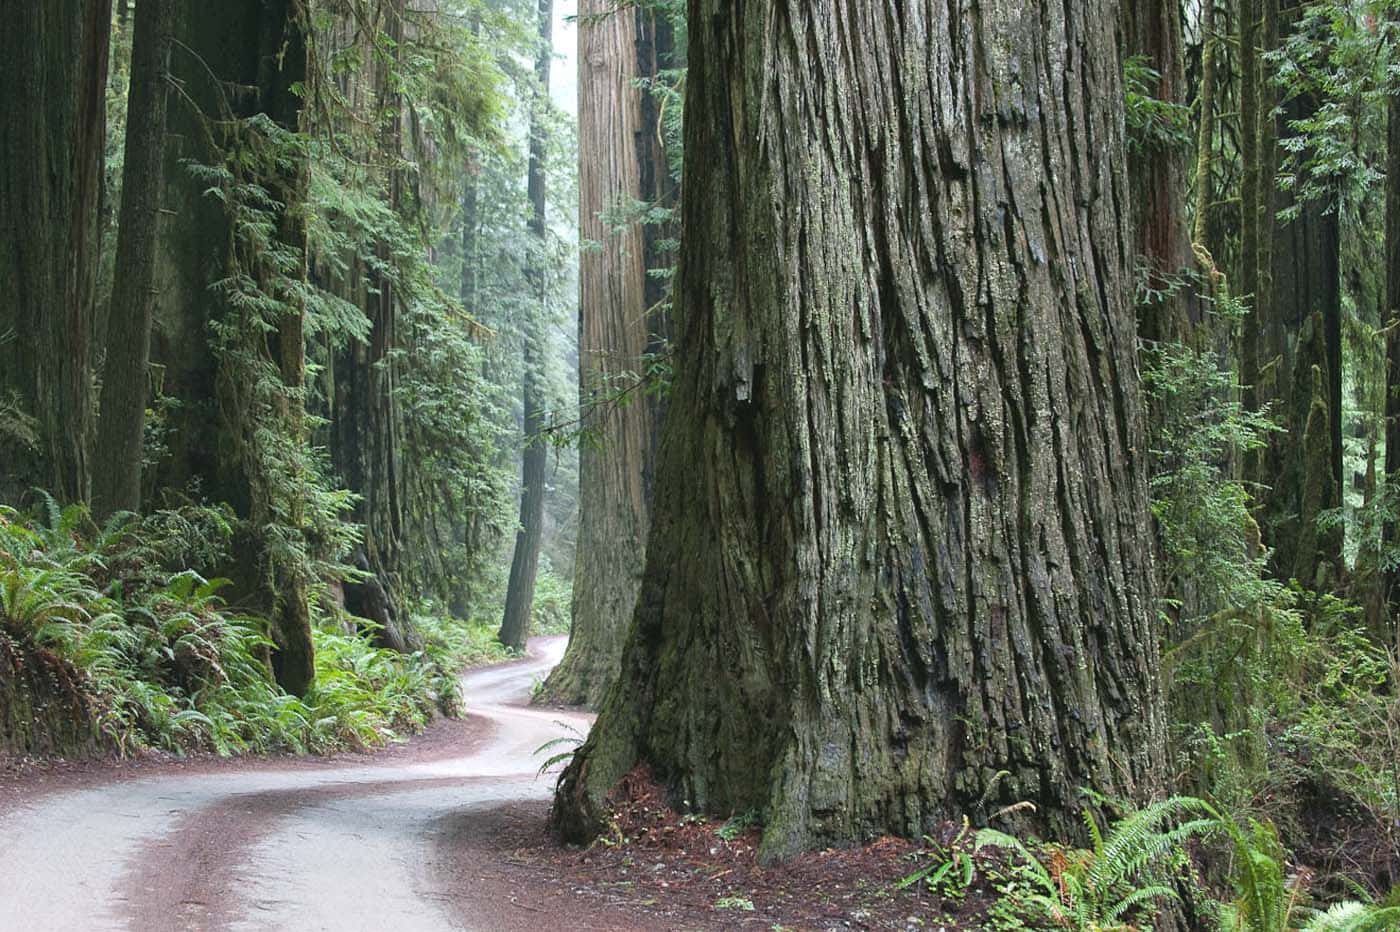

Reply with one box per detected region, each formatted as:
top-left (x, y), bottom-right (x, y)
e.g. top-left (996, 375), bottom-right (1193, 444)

top-left (0, 500), bottom-right (461, 757)
top-left (530, 568), bottom-right (571, 636)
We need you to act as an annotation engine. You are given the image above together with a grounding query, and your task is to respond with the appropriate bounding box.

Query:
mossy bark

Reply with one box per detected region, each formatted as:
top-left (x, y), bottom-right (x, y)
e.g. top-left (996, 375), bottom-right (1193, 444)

top-left (1385, 6), bottom-right (1400, 638)
top-left (154, 0), bottom-right (314, 696)
top-left (554, 0), bottom-right (1165, 862)
top-left (1120, 0), bottom-right (1196, 345)
top-left (1239, 0), bottom-right (1261, 418)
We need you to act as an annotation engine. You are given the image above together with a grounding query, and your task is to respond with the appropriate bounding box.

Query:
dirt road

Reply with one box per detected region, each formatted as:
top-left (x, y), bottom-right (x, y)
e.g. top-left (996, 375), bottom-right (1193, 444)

top-left (0, 637), bottom-right (633, 931)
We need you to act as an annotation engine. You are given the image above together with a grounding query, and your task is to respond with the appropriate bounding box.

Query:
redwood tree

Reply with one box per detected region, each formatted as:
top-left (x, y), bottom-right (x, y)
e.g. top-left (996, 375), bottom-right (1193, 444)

top-left (0, 0), bottom-right (112, 504)
top-left (542, 0), bottom-right (659, 706)
top-left (554, 0), bottom-right (1166, 860)
top-left (154, 0), bottom-right (315, 694)
top-left (499, 0), bottom-right (554, 652)
top-left (95, 0), bottom-right (174, 520)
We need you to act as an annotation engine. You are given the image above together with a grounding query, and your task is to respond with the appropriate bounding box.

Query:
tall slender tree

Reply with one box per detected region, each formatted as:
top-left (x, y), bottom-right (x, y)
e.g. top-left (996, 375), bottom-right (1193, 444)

top-left (95, 0), bottom-right (175, 520)
top-left (499, 0), bottom-right (554, 652)
top-left (1252, 0), bottom-right (1344, 587)
top-left (0, 0), bottom-right (112, 504)
top-left (542, 0), bottom-right (656, 705)
top-left (555, 0), bottom-right (1165, 861)
top-left (1384, 4), bottom-right (1400, 636)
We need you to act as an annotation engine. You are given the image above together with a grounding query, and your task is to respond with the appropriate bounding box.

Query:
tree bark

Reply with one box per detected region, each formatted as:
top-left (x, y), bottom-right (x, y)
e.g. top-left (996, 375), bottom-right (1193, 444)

top-left (94, 0), bottom-right (174, 520)
top-left (328, 0), bottom-right (421, 655)
top-left (542, 0), bottom-right (653, 706)
top-left (554, 0), bottom-right (1165, 861)
top-left (0, 0), bottom-right (111, 504)
top-left (1255, 0), bottom-right (1343, 588)
top-left (1385, 6), bottom-right (1400, 641)
top-left (155, 0), bottom-right (314, 695)
top-left (1239, 0), bottom-right (1261, 418)
top-left (1121, 0), bottom-right (1195, 344)
top-left (498, 0), bottom-right (553, 652)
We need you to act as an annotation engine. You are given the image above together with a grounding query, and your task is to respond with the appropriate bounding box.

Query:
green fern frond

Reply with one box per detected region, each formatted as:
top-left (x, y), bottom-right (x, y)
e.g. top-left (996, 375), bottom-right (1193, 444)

top-left (1301, 901), bottom-right (1400, 932)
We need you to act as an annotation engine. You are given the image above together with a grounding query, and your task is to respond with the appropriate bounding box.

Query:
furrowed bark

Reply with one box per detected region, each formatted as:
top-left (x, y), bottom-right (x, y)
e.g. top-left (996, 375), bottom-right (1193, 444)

top-left (0, 0), bottom-right (111, 504)
top-left (554, 0), bottom-right (1165, 862)
top-left (543, 0), bottom-right (653, 706)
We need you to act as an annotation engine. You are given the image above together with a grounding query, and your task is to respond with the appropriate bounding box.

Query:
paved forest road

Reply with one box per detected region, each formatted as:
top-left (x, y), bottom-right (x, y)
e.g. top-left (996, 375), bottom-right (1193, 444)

top-left (0, 636), bottom-right (620, 931)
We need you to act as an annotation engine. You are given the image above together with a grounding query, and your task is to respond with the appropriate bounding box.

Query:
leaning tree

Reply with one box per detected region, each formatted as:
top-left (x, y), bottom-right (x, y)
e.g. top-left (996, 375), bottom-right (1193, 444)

top-left (553, 0), bottom-right (1167, 861)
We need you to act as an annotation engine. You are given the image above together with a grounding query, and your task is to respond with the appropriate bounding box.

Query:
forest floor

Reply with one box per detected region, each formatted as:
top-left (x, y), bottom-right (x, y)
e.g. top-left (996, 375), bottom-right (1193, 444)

top-left (0, 638), bottom-right (998, 931)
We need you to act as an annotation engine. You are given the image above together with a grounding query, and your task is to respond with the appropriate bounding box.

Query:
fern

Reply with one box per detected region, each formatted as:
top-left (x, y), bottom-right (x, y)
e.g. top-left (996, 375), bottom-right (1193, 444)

top-left (975, 796), bottom-right (1216, 930)
top-left (1301, 901), bottom-right (1400, 932)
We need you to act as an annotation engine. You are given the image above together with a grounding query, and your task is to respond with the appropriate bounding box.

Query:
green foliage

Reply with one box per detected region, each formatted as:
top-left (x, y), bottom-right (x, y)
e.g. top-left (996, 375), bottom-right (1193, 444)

top-left (533, 720), bottom-right (586, 775)
top-left (1269, 0), bottom-right (1398, 221)
top-left (0, 502), bottom-right (454, 756)
top-left (1123, 54), bottom-right (1192, 154)
top-left (1144, 331), bottom-right (1303, 796)
top-left (1210, 811), bottom-right (1305, 932)
top-left (530, 568), bottom-right (571, 635)
top-left (973, 796), bottom-right (1216, 931)
top-left (1143, 336), bottom-right (1286, 622)
top-left (897, 821), bottom-right (977, 902)
top-left (1301, 900), bottom-right (1400, 932)
top-left (1275, 619), bottom-right (1400, 864)
top-left (1207, 805), bottom-right (1400, 932)
top-left (716, 809), bottom-right (760, 842)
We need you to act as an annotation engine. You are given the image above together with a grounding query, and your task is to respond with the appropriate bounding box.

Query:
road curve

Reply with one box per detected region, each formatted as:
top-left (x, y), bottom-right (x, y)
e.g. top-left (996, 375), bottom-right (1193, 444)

top-left (0, 636), bottom-right (607, 931)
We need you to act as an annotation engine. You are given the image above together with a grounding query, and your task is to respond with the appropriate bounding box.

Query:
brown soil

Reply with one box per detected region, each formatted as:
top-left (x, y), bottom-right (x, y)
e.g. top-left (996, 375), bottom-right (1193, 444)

top-left (495, 768), bottom-right (1005, 931)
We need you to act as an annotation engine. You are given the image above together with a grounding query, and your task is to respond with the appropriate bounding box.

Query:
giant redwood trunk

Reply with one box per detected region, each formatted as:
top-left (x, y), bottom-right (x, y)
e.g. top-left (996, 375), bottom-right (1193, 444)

top-left (0, 0), bottom-right (111, 504)
top-left (498, 0), bottom-right (554, 653)
top-left (553, 0), bottom-right (1166, 861)
top-left (542, 0), bottom-right (654, 706)
top-left (327, 0), bottom-right (421, 655)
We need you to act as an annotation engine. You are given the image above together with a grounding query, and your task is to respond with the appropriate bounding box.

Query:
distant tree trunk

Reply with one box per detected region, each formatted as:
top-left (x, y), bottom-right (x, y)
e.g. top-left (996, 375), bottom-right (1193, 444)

top-left (1239, 0), bottom-right (1261, 418)
top-left (541, 0), bottom-right (652, 706)
top-left (256, 0), bottom-right (314, 697)
top-left (499, 0), bottom-right (553, 652)
top-left (329, 0), bottom-right (421, 655)
top-left (156, 0), bottom-right (314, 695)
top-left (94, 0), bottom-right (173, 520)
top-left (1191, 2), bottom-right (1223, 290)
top-left (0, 0), bottom-right (111, 504)
top-left (1382, 8), bottom-right (1400, 639)
top-left (555, 0), bottom-right (1165, 862)
top-left (1121, 0), bottom-right (1195, 344)
top-left (1255, 0), bottom-right (1343, 589)
top-left (447, 164), bottom-right (482, 623)
top-left (1256, 0), bottom-right (1279, 327)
